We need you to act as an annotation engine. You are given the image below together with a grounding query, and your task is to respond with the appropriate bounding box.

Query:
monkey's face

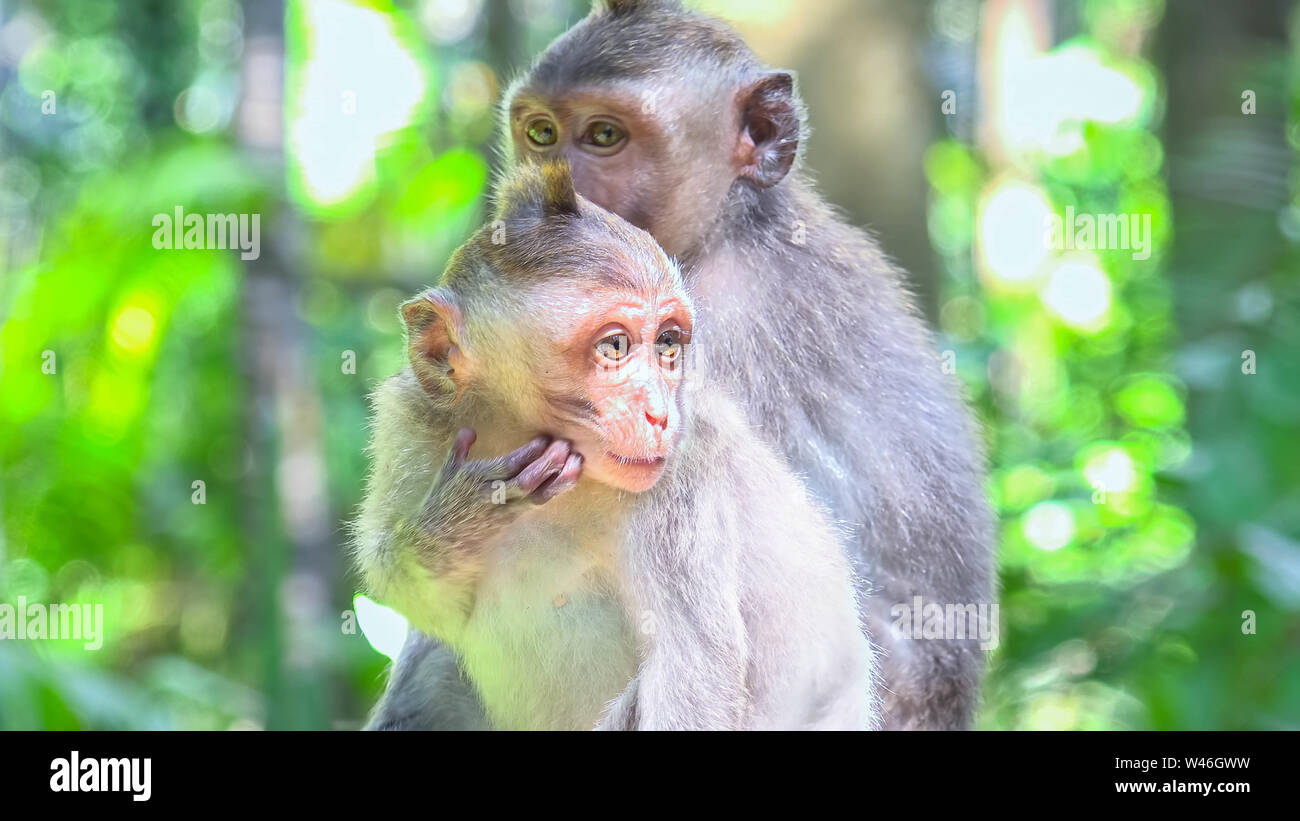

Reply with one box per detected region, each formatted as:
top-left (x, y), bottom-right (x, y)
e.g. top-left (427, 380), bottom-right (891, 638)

top-left (506, 83), bottom-right (741, 259)
top-left (555, 287), bottom-right (694, 494)
top-left (505, 8), bottom-right (802, 259)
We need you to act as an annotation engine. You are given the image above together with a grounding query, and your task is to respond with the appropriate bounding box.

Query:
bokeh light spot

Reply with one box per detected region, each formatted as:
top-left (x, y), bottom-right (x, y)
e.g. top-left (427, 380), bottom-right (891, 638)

top-left (110, 305), bottom-right (157, 355)
top-left (1023, 501), bottom-right (1076, 552)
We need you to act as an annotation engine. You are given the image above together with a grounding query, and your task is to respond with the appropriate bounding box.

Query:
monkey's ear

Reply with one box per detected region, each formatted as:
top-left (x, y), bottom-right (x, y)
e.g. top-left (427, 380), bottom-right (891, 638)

top-left (736, 71), bottom-right (799, 188)
top-left (400, 289), bottom-right (468, 399)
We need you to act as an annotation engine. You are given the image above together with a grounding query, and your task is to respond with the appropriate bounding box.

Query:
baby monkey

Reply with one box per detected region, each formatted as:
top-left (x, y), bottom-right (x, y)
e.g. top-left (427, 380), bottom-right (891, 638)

top-left (354, 162), bottom-right (875, 730)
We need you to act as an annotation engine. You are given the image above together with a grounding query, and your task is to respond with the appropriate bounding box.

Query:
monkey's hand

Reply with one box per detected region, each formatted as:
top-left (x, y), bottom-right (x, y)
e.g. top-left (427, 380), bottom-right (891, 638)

top-left (365, 430), bottom-right (582, 650)
top-left (416, 428), bottom-right (583, 552)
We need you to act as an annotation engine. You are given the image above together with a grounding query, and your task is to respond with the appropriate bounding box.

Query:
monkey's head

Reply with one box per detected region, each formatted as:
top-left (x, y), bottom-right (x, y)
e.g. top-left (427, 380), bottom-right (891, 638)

top-left (401, 161), bottom-right (695, 494)
top-left (503, 0), bottom-right (801, 259)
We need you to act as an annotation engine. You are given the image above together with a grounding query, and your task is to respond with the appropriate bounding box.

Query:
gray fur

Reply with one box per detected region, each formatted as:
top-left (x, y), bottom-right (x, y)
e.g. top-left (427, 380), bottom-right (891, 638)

top-left (356, 167), bottom-right (875, 730)
top-left (691, 178), bottom-right (994, 729)
top-left (376, 0), bottom-right (995, 730)
top-left (367, 630), bottom-right (488, 731)
top-left (505, 0), bottom-right (996, 730)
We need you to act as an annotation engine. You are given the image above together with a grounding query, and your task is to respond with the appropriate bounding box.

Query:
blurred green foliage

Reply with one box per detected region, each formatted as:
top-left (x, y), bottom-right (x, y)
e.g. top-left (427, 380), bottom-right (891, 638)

top-left (1, 0), bottom-right (1296, 730)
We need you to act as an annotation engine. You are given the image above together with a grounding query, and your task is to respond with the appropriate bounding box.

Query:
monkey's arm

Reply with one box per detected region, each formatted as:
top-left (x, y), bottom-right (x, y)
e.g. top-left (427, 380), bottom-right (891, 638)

top-left (598, 394), bottom-right (756, 730)
top-left (358, 433), bottom-right (531, 642)
top-left (365, 628), bottom-right (488, 730)
top-left (596, 617), bottom-right (750, 731)
top-left (597, 589), bottom-right (750, 732)
top-left (597, 620), bottom-right (749, 731)
top-left (357, 429), bottom-right (580, 731)
top-left (600, 389), bottom-right (877, 731)
top-left (354, 378), bottom-right (580, 646)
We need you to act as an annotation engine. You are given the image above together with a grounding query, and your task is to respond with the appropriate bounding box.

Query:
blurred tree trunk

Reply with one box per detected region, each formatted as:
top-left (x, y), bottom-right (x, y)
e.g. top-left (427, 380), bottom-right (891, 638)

top-left (238, 0), bottom-right (334, 729)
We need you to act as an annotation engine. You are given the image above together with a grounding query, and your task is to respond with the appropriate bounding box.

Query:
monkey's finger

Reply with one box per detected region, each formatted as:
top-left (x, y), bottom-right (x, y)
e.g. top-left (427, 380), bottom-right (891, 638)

top-left (451, 428), bottom-right (477, 464)
top-left (513, 439), bottom-right (572, 494)
top-left (488, 436), bottom-right (551, 480)
top-left (530, 453), bottom-right (583, 504)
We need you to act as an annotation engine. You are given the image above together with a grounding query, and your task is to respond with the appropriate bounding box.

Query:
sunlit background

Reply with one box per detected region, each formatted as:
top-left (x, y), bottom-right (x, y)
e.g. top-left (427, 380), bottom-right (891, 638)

top-left (1, 0), bottom-right (1297, 729)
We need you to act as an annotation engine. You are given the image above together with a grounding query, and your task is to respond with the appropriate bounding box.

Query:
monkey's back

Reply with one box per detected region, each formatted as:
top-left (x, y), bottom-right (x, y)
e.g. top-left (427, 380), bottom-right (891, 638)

top-left (691, 180), bottom-right (994, 727)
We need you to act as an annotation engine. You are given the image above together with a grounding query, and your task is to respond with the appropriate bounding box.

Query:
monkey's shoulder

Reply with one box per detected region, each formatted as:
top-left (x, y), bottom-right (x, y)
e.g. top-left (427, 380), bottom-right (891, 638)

top-left (372, 367), bottom-right (440, 419)
top-left (673, 382), bottom-right (837, 538)
top-left (682, 384), bottom-right (801, 469)
top-left (368, 368), bottom-right (462, 451)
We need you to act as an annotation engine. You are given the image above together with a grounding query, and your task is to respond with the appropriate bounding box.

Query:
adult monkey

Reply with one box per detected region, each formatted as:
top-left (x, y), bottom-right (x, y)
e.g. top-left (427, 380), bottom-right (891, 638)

top-left (372, 0), bottom-right (994, 730)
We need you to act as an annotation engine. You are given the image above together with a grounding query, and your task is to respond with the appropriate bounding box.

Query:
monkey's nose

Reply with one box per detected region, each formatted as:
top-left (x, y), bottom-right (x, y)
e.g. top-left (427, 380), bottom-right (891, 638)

top-left (645, 409), bottom-right (668, 430)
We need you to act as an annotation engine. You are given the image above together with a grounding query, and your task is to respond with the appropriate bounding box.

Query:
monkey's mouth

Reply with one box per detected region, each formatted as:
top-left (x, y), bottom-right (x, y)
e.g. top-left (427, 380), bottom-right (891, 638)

top-left (605, 451), bottom-right (666, 467)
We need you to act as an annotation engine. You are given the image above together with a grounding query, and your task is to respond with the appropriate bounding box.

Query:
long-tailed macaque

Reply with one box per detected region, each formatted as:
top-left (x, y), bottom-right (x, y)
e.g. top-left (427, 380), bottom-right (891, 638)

top-left (355, 162), bottom-right (875, 730)
top-left (375, 0), bottom-right (996, 731)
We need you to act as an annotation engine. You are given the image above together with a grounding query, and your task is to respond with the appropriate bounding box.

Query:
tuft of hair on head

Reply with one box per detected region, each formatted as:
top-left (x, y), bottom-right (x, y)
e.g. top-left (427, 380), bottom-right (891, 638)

top-left (593, 0), bottom-right (683, 16)
top-left (492, 159), bottom-right (581, 227)
top-left (481, 159), bottom-right (601, 285)
top-left (522, 0), bottom-right (762, 110)
top-left (481, 159), bottom-right (679, 298)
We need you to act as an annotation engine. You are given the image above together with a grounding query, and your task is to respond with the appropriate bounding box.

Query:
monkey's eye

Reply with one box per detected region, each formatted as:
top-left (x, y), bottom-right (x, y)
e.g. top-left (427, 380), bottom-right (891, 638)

top-left (656, 330), bottom-right (682, 361)
top-left (596, 332), bottom-right (631, 361)
top-left (525, 117), bottom-right (558, 147)
top-left (583, 120), bottom-right (626, 149)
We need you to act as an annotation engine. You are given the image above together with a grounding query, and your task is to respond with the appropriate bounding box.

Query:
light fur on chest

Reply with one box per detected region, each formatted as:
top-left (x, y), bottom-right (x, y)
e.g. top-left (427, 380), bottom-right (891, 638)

top-left (458, 484), bottom-right (641, 730)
